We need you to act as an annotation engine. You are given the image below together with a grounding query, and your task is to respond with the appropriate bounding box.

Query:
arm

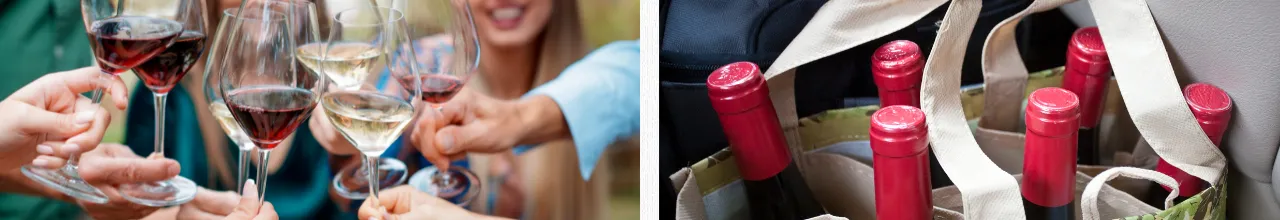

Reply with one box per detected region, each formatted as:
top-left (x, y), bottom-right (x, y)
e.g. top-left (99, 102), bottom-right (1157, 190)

top-left (517, 40), bottom-right (640, 179)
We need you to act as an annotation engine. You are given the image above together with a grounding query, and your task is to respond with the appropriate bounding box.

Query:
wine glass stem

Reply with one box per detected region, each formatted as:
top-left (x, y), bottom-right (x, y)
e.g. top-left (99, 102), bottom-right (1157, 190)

top-left (153, 94), bottom-right (168, 158)
top-left (73, 70), bottom-right (114, 171)
top-left (236, 148), bottom-right (250, 194)
top-left (256, 149), bottom-right (272, 203)
top-left (364, 154), bottom-right (380, 206)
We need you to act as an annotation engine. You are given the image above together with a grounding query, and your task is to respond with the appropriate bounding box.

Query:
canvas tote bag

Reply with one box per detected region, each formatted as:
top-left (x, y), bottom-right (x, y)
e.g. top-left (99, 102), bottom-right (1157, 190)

top-left (672, 0), bottom-right (1026, 219)
top-left (931, 0), bottom-right (1230, 218)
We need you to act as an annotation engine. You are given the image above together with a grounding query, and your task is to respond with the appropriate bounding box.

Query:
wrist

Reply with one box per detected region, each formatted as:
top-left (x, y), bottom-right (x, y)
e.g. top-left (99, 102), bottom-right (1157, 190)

top-left (512, 95), bottom-right (567, 146)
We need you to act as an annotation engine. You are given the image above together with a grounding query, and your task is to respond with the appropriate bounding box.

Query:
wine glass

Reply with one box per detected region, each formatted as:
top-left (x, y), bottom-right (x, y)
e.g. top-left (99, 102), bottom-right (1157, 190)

top-left (401, 0), bottom-right (482, 206)
top-left (115, 0), bottom-right (208, 206)
top-left (203, 0), bottom-right (320, 195)
top-left (219, 7), bottom-right (321, 202)
top-left (300, 6), bottom-right (413, 200)
top-left (309, 6), bottom-right (420, 204)
top-left (21, 0), bottom-right (186, 204)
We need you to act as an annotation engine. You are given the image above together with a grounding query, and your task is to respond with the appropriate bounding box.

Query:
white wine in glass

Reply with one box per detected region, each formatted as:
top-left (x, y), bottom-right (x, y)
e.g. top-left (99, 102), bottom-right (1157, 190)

top-left (296, 42), bottom-right (385, 90)
top-left (321, 91), bottom-right (415, 156)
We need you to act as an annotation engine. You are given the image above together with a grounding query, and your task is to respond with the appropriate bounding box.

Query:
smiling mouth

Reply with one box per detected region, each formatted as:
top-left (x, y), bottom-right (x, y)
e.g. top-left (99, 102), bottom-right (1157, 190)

top-left (490, 7), bottom-right (523, 30)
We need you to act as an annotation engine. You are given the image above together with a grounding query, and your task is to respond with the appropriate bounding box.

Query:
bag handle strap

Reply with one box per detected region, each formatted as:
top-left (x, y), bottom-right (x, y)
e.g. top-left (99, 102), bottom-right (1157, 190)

top-left (1088, 0), bottom-right (1227, 184)
top-left (978, 0), bottom-right (1077, 131)
top-left (915, 0), bottom-right (1031, 218)
top-left (761, 0), bottom-right (948, 170)
top-left (1080, 167), bottom-right (1179, 219)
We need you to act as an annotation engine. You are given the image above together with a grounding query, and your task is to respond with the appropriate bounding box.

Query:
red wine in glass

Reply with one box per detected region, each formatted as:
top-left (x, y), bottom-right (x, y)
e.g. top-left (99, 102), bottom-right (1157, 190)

top-left (134, 31), bottom-right (206, 94)
top-left (88, 16), bottom-right (183, 74)
top-left (399, 74), bottom-right (464, 103)
top-left (225, 86), bottom-right (317, 149)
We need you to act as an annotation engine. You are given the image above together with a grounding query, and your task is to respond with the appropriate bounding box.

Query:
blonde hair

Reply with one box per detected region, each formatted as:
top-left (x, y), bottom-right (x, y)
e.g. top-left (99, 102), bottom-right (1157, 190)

top-left (512, 0), bottom-right (605, 218)
top-left (462, 0), bottom-right (600, 218)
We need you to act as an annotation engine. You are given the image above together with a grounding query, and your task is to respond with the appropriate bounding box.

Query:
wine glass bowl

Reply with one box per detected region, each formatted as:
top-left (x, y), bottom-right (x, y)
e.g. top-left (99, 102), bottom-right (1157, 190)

top-left (21, 0), bottom-right (189, 204)
top-left (117, 0), bottom-right (208, 207)
top-left (310, 6), bottom-right (420, 201)
top-left (219, 6), bottom-right (321, 201)
top-left (204, 1), bottom-right (319, 195)
top-left (397, 0), bottom-right (482, 204)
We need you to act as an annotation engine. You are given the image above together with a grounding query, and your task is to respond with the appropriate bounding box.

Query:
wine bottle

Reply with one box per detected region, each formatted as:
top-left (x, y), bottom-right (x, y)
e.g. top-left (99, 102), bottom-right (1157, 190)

top-left (1022, 88), bottom-right (1081, 220)
top-left (872, 40), bottom-right (952, 189)
top-left (1144, 83), bottom-right (1233, 206)
top-left (1061, 26), bottom-right (1111, 165)
top-left (706, 62), bottom-right (825, 219)
top-left (870, 105), bottom-right (932, 220)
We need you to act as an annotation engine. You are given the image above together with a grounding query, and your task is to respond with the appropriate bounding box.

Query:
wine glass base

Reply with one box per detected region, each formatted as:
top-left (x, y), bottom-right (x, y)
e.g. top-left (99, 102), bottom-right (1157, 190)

top-left (408, 166), bottom-right (480, 207)
top-left (20, 165), bottom-right (110, 204)
top-left (333, 157), bottom-right (408, 199)
top-left (119, 176), bottom-right (198, 207)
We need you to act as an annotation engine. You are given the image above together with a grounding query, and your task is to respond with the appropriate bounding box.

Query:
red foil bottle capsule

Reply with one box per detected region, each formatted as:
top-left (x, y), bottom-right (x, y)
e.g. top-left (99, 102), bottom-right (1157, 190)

top-left (707, 61), bottom-right (824, 219)
top-left (872, 40), bottom-right (952, 188)
top-left (872, 40), bottom-right (925, 107)
top-left (1152, 83), bottom-right (1232, 202)
top-left (1022, 87), bottom-right (1080, 220)
top-left (1061, 26), bottom-right (1110, 165)
top-left (870, 105), bottom-right (931, 220)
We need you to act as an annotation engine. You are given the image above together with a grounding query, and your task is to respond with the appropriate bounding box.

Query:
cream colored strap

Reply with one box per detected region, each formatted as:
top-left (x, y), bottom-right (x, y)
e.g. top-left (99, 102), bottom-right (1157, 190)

top-left (917, 0), bottom-right (1027, 218)
top-left (806, 215), bottom-right (850, 220)
top-left (672, 169), bottom-right (708, 220)
top-left (1081, 167), bottom-right (1179, 220)
top-left (761, 0), bottom-right (948, 170)
top-left (978, 0), bottom-right (1077, 132)
top-left (1088, 0), bottom-right (1226, 184)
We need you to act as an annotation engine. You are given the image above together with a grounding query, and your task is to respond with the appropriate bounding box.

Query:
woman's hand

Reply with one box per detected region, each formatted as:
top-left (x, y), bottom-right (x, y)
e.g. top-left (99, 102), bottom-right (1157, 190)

top-left (177, 188), bottom-right (241, 219)
top-left (0, 67), bottom-right (128, 170)
top-left (410, 92), bottom-right (571, 171)
top-left (224, 180), bottom-right (277, 220)
top-left (27, 143), bottom-right (181, 220)
top-left (357, 186), bottom-right (505, 220)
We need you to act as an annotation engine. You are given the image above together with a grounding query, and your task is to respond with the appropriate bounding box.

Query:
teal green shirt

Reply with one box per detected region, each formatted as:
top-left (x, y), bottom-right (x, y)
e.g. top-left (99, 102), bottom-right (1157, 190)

top-left (125, 85), bottom-right (354, 219)
top-left (0, 0), bottom-right (93, 98)
top-left (0, 0), bottom-right (95, 219)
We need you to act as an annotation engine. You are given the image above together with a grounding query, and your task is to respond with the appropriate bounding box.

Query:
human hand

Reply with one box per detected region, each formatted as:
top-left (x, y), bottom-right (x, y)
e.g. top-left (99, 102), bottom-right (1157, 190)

top-left (356, 186), bottom-right (488, 220)
top-left (0, 67), bottom-right (128, 170)
top-left (409, 92), bottom-right (522, 171)
top-left (28, 143), bottom-right (181, 219)
top-left (224, 180), bottom-right (278, 220)
top-left (177, 188), bottom-right (241, 219)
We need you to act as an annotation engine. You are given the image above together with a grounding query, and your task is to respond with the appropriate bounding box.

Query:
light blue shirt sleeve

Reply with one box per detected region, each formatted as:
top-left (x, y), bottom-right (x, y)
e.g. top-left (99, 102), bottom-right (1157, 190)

top-left (516, 40), bottom-right (640, 180)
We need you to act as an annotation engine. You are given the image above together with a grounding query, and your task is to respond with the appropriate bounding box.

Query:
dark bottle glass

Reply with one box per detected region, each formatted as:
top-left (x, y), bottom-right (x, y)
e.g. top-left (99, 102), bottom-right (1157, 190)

top-left (706, 62), bottom-right (824, 219)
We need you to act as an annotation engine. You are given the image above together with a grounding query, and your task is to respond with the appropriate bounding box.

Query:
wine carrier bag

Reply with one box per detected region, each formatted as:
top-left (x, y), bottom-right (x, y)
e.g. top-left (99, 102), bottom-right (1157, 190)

top-left (672, 0), bottom-right (1232, 219)
top-left (671, 0), bottom-right (1025, 219)
top-left (957, 0), bottom-right (1231, 218)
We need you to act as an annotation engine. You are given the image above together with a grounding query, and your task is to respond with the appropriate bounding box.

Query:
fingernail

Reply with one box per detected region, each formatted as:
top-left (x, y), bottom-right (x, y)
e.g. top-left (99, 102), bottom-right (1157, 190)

top-left (166, 160), bottom-right (181, 175)
top-left (437, 134), bottom-right (454, 152)
top-left (74, 111), bottom-right (94, 125)
top-left (62, 144), bottom-right (80, 154)
top-left (243, 179), bottom-right (256, 197)
top-left (32, 158), bottom-right (48, 166)
top-left (36, 145), bottom-right (53, 154)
